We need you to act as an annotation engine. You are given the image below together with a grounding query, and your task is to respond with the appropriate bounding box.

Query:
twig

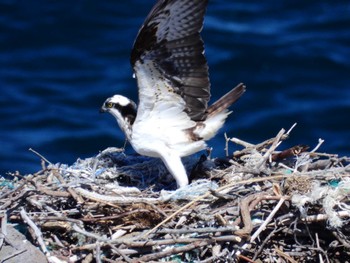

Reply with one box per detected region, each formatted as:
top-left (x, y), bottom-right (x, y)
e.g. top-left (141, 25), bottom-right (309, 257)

top-left (332, 230), bottom-right (350, 249)
top-left (80, 209), bottom-right (151, 222)
top-left (237, 254), bottom-right (257, 263)
top-left (252, 225), bottom-right (283, 261)
top-left (250, 197), bottom-right (286, 243)
top-left (20, 208), bottom-right (49, 255)
top-left (310, 138), bottom-right (325, 153)
top-left (52, 170), bottom-right (84, 203)
top-left (0, 189), bottom-right (33, 210)
top-left (286, 123), bottom-right (297, 135)
top-left (52, 234), bottom-right (65, 248)
top-left (230, 138), bottom-right (255, 149)
top-left (74, 235), bottom-right (241, 250)
top-left (142, 174), bottom-right (290, 238)
top-left (274, 247), bottom-right (298, 263)
top-left (315, 233), bottom-right (324, 263)
top-left (28, 148), bottom-right (52, 165)
top-left (95, 242), bottom-right (102, 263)
top-left (232, 125), bottom-right (293, 158)
top-left (40, 216), bottom-right (84, 226)
top-left (75, 187), bottom-right (160, 204)
top-left (224, 133), bottom-right (230, 157)
top-left (135, 240), bottom-right (216, 262)
top-left (256, 128), bottom-right (285, 169)
top-left (0, 211), bottom-right (6, 249)
top-left (72, 224), bottom-right (108, 242)
top-left (36, 185), bottom-right (71, 197)
top-left (107, 243), bottom-right (133, 263)
top-left (156, 225), bottom-right (239, 235)
top-left (234, 193), bottom-right (266, 238)
top-left (301, 211), bottom-right (350, 223)
top-left (0, 182), bottom-right (26, 200)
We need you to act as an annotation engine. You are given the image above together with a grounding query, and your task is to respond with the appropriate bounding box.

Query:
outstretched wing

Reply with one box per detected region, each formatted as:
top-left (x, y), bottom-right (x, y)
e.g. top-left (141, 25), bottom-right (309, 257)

top-left (131, 0), bottom-right (210, 121)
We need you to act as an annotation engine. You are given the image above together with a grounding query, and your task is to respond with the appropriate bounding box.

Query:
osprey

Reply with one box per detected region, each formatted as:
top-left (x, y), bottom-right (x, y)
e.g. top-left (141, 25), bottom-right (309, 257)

top-left (101, 0), bottom-right (245, 188)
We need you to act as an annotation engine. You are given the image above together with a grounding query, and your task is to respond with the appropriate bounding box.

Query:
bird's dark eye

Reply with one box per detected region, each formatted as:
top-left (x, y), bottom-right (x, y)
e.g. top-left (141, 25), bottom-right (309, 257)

top-left (106, 102), bottom-right (113, 108)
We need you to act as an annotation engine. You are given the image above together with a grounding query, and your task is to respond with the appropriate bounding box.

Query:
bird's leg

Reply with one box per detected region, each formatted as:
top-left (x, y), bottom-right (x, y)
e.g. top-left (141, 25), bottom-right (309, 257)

top-left (206, 147), bottom-right (213, 159)
top-left (159, 152), bottom-right (189, 188)
top-left (120, 138), bottom-right (128, 156)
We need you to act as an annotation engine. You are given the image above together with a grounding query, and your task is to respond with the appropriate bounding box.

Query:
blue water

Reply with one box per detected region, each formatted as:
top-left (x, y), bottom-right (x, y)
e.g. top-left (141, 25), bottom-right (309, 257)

top-left (1, 0), bottom-right (349, 175)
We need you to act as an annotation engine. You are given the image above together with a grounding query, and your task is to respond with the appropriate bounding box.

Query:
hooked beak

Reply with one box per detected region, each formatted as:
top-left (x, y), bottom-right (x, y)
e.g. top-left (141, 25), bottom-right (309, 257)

top-left (99, 106), bottom-right (107, 113)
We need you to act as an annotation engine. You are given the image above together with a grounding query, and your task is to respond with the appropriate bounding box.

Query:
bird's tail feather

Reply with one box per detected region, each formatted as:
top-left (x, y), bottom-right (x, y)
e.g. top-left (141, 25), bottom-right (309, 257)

top-left (207, 83), bottom-right (246, 117)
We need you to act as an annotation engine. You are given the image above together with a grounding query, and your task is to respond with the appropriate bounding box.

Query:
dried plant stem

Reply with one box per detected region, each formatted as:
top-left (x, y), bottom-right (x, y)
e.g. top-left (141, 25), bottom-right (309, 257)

top-left (250, 197), bottom-right (286, 242)
top-left (28, 148), bottom-right (52, 165)
top-left (20, 208), bottom-right (48, 255)
top-left (256, 128), bottom-right (285, 169)
top-left (144, 174), bottom-right (290, 238)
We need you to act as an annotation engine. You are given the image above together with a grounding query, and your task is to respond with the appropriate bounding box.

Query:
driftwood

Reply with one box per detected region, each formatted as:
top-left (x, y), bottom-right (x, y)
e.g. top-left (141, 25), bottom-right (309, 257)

top-left (1, 124), bottom-right (350, 262)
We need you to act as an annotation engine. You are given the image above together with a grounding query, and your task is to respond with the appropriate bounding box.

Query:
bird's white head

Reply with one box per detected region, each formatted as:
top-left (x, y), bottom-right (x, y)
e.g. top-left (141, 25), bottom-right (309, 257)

top-left (100, 95), bottom-right (137, 140)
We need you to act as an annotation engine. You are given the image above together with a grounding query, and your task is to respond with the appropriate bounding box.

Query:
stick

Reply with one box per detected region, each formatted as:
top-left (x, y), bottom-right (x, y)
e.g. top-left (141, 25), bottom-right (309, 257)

top-left (136, 240), bottom-right (215, 262)
top-left (231, 124), bottom-right (294, 158)
top-left (0, 211), bottom-right (7, 249)
top-left (28, 148), bottom-right (52, 165)
top-left (142, 174), bottom-right (290, 238)
top-left (274, 247), bottom-right (298, 263)
top-left (230, 138), bottom-right (255, 148)
top-left (20, 208), bottom-right (49, 255)
top-left (156, 225), bottom-right (239, 235)
top-left (224, 133), bottom-right (230, 157)
top-left (311, 138), bottom-right (325, 153)
top-left (315, 233), bottom-right (324, 263)
top-left (107, 243), bottom-right (133, 263)
top-left (75, 187), bottom-right (160, 204)
top-left (95, 242), bottom-right (102, 263)
top-left (74, 235), bottom-right (241, 251)
top-left (72, 224), bottom-right (108, 242)
top-left (286, 123), bottom-right (297, 135)
top-left (250, 197), bottom-right (286, 243)
top-left (256, 128), bottom-right (285, 169)
top-left (302, 211), bottom-right (350, 223)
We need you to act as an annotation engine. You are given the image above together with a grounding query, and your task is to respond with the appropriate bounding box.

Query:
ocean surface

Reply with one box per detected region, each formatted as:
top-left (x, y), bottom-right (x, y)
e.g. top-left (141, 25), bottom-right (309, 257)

top-left (1, 0), bottom-right (349, 176)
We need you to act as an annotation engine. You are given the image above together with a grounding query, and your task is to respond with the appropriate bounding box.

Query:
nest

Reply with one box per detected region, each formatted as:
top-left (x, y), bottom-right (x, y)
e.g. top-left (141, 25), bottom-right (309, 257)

top-left (1, 125), bottom-right (350, 262)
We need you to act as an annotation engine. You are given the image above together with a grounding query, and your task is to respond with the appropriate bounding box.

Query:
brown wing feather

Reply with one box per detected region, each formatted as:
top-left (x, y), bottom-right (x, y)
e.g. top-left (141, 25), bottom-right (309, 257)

top-left (131, 0), bottom-right (210, 121)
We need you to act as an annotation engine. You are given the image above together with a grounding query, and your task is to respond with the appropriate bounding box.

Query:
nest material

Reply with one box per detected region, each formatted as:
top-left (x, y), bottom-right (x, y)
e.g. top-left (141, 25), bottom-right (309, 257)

top-left (1, 126), bottom-right (350, 262)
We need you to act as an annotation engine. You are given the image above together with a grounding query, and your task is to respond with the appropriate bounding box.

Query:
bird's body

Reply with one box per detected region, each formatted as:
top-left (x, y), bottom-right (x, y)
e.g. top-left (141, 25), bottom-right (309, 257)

top-left (101, 0), bottom-right (245, 188)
